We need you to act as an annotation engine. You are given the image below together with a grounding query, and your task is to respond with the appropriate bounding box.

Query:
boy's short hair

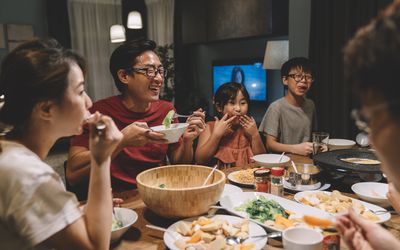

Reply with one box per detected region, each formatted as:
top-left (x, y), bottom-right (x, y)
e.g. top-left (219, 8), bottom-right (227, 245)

top-left (109, 38), bottom-right (157, 92)
top-left (344, 2), bottom-right (400, 119)
top-left (281, 57), bottom-right (315, 78)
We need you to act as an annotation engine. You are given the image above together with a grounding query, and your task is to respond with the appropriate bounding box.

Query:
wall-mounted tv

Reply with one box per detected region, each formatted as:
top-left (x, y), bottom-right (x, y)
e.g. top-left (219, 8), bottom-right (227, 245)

top-left (212, 59), bottom-right (267, 101)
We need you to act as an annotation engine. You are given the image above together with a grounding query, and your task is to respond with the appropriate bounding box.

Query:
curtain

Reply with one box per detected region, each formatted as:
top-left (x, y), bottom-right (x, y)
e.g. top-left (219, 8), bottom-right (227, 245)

top-left (68, 0), bottom-right (120, 101)
top-left (308, 0), bottom-right (393, 139)
top-left (145, 0), bottom-right (174, 46)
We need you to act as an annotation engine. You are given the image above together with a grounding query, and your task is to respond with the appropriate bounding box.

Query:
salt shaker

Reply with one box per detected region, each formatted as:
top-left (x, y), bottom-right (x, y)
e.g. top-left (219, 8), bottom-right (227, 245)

top-left (270, 167), bottom-right (284, 196)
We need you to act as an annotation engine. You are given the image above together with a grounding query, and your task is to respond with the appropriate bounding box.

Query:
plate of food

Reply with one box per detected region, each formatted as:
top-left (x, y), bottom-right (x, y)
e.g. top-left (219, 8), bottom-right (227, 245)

top-left (227, 169), bottom-right (257, 188)
top-left (219, 192), bottom-right (331, 232)
top-left (294, 190), bottom-right (390, 223)
top-left (220, 184), bottom-right (243, 201)
top-left (164, 214), bottom-right (267, 250)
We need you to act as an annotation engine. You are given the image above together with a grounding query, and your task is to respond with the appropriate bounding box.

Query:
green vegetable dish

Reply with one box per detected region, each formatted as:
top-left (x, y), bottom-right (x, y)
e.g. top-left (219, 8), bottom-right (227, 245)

top-left (111, 218), bottom-right (123, 231)
top-left (235, 196), bottom-right (288, 223)
top-left (162, 110), bottom-right (175, 129)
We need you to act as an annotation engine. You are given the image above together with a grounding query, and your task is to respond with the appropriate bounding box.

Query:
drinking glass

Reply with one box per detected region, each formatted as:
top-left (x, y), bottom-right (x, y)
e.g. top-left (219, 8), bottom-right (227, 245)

top-left (312, 132), bottom-right (329, 156)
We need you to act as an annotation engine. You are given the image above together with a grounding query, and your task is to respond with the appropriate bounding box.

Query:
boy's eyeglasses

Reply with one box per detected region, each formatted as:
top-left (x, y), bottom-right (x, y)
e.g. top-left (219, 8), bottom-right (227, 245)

top-left (127, 66), bottom-right (167, 78)
top-left (287, 73), bottom-right (314, 82)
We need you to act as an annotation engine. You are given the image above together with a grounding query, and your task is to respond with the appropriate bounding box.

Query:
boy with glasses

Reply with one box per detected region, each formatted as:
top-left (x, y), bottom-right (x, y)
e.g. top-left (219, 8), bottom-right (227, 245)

top-left (335, 1), bottom-right (400, 249)
top-left (259, 57), bottom-right (317, 155)
top-left (67, 39), bottom-right (205, 196)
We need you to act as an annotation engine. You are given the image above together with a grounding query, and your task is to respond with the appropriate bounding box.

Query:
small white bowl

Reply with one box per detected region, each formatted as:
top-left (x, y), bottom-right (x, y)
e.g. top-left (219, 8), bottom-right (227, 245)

top-left (351, 182), bottom-right (390, 207)
top-left (111, 207), bottom-right (138, 242)
top-left (328, 139), bottom-right (356, 150)
top-left (252, 154), bottom-right (291, 167)
top-left (150, 123), bottom-right (189, 143)
top-left (283, 227), bottom-right (323, 250)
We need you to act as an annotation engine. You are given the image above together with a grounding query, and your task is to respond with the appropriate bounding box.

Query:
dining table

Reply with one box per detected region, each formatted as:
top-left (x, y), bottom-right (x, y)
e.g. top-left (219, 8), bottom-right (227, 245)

top-left (110, 154), bottom-right (400, 250)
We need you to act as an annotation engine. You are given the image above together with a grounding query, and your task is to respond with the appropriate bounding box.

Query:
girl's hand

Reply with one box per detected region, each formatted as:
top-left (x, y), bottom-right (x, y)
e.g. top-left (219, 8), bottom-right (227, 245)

top-left (88, 112), bottom-right (123, 165)
top-left (182, 108), bottom-right (206, 141)
top-left (336, 208), bottom-right (400, 250)
top-left (213, 113), bottom-right (236, 139)
top-left (239, 115), bottom-right (259, 138)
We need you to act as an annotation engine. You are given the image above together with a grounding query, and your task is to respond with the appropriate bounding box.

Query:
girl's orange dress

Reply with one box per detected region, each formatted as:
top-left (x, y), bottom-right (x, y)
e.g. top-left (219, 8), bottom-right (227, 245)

top-left (208, 121), bottom-right (254, 167)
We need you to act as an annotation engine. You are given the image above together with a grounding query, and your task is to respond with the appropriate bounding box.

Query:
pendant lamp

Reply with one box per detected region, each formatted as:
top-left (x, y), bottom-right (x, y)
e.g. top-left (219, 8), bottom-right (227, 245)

top-left (110, 24), bottom-right (126, 43)
top-left (127, 11), bottom-right (143, 29)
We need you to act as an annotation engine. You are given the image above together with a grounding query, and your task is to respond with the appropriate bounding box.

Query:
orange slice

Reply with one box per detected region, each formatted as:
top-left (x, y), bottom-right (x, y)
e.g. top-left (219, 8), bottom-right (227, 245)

top-left (303, 215), bottom-right (334, 228)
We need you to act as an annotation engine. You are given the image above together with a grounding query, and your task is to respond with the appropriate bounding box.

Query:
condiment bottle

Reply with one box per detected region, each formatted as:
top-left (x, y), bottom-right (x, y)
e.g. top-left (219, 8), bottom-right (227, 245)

top-left (270, 167), bottom-right (284, 196)
top-left (253, 168), bottom-right (270, 192)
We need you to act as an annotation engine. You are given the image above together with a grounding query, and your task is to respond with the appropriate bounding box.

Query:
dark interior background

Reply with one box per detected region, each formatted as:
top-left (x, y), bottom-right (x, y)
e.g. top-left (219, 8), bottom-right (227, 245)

top-left (0, 0), bottom-right (394, 143)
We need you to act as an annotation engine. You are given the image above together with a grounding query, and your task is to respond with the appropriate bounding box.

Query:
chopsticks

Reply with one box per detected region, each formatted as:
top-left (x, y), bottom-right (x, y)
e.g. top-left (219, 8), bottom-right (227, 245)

top-left (202, 165), bottom-right (218, 186)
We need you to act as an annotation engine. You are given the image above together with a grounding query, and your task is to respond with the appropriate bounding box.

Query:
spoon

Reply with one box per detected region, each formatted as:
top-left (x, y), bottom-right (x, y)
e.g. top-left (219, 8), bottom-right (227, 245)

top-left (278, 152), bottom-right (286, 163)
top-left (226, 231), bottom-right (282, 245)
top-left (291, 161), bottom-right (299, 173)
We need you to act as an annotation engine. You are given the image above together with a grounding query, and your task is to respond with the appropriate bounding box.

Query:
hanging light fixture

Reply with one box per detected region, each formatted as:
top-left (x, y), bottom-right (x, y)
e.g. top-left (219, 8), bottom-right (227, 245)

top-left (110, 24), bottom-right (126, 43)
top-left (110, 0), bottom-right (125, 43)
top-left (127, 11), bottom-right (143, 29)
top-left (262, 40), bottom-right (289, 69)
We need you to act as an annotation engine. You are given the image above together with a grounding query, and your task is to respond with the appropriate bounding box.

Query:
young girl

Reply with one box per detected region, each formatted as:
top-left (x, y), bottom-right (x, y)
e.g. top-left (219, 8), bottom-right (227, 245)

top-left (195, 82), bottom-right (265, 167)
top-left (0, 38), bottom-right (122, 249)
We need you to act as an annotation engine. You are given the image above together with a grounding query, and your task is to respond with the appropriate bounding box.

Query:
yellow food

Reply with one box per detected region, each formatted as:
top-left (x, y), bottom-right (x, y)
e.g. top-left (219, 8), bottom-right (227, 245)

top-left (340, 158), bottom-right (381, 165)
top-left (303, 215), bottom-right (334, 228)
top-left (299, 190), bottom-right (380, 221)
top-left (233, 169), bottom-right (256, 184)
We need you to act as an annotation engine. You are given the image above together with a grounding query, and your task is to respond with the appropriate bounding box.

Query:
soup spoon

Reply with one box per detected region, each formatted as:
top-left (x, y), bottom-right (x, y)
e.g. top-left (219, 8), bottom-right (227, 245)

top-left (225, 231), bottom-right (282, 245)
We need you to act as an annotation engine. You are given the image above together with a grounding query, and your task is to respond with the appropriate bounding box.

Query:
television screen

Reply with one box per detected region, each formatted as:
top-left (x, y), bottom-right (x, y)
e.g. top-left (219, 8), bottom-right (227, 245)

top-left (212, 60), bottom-right (267, 101)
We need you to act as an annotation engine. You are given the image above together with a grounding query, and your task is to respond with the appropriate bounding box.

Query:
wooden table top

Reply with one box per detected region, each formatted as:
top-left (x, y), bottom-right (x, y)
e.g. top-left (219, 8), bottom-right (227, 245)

top-left (110, 154), bottom-right (400, 250)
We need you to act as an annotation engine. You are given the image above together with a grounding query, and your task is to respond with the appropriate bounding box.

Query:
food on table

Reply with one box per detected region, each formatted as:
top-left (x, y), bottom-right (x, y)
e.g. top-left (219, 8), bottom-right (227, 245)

top-left (298, 190), bottom-right (379, 221)
top-left (111, 217), bottom-right (123, 231)
top-left (340, 157), bottom-right (381, 165)
top-left (162, 110), bottom-right (175, 129)
top-left (232, 169), bottom-right (257, 184)
top-left (235, 196), bottom-right (289, 223)
top-left (159, 183), bottom-right (166, 188)
top-left (173, 216), bottom-right (255, 250)
top-left (303, 215), bottom-right (334, 228)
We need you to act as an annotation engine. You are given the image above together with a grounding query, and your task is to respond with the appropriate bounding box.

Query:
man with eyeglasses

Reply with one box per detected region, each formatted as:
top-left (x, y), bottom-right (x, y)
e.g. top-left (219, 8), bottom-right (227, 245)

top-left (259, 57), bottom-right (317, 156)
top-left (335, 2), bottom-right (400, 250)
top-left (67, 39), bottom-right (205, 195)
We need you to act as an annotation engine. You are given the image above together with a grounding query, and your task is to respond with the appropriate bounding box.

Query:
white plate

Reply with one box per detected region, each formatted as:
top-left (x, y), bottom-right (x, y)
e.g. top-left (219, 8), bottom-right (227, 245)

top-left (351, 182), bottom-right (390, 207)
top-left (163, 214), bottom-right (267, 250)
top-left (219, 192), bottom-right (331, 231)
top-left (227, 170), bottom-right (255, 188)
top-left (283, 180), bottom-right (331, 192)
top-left (328, 139), bottom-right (356, 150)
top-left (220, 184), bottom-right (243, 201)
top-left (293, 191), bottom-right (391, 223)
top-left (252, 154), bottom-right (291, 167)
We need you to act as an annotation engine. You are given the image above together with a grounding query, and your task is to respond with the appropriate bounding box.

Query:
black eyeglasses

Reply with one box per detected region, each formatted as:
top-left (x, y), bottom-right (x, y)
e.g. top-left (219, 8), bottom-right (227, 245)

top-left (287, 73), bottom-right (314, 82)
top-left (128, 66), bottom-right (167, 78)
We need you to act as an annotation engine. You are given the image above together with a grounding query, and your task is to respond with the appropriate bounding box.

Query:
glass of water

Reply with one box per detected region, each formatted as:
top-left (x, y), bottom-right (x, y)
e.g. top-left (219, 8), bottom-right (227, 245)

top-left (312, 132), bottom-right (329, 156)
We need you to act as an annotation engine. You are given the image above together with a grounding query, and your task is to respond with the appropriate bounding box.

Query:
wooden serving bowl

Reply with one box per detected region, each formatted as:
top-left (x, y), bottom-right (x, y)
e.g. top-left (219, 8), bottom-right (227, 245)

top-left (136, 165), bottom-right (225, 218)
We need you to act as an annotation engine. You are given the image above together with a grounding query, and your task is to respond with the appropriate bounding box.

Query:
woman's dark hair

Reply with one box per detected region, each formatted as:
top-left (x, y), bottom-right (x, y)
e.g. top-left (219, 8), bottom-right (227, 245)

top-left (281, 57), bottom-right (315, 78)
top-left (213, 82), bottom-right (250, 117)
top-left (109, 38), bottom-right (157, 92)
top-left (231, 67), bottom-right (245, 84)
top-left (0, 37), bottom-right (86, 137)
top-left (344, 1), bottom-right (400, 118)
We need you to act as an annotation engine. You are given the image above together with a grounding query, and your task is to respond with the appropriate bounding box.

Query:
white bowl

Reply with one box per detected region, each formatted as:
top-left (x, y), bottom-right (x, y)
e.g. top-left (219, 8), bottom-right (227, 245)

top-left (252, 154), bottom-right (291, 167)
top-left (150, 123), bottom-right (189, 143)
top-left (283, 227), bottom-right (323, 250)
top-left (328, 139), bottom-right (356, 150)
top-left (111, 207), bottom-right (138, 242)
top-left (351, 182), bottom-right (390, 207)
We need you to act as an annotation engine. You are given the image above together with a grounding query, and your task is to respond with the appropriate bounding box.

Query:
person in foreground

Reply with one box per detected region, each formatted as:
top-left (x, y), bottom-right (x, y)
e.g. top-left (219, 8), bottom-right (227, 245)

top-left (336, 1), bottom-right (400, 249)
top-left (0, 38), bottom-right (122, 249)
top-left (195, 82), bottom-right (265, 167)
top-left (67, 39), bottom-right (205, 192)
top-left (259, 57), bottom-right (317, 156)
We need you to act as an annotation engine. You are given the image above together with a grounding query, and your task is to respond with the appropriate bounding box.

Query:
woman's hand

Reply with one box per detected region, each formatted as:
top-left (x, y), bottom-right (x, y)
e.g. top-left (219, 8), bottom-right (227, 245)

top-left (387, 182), bottom-right (400, 213)
top-left (120, 121), bottom-right (167, 147)
top-left (239, 115), bottom-right (259, 138)
top-left (336, 208), bottom-right (400, 250)
top-left (212, 113), bottom-right (236, 139)
top-left (182, 108), bottom-right (206, 141)
top-left (88, 112), bottom-right (123, 165)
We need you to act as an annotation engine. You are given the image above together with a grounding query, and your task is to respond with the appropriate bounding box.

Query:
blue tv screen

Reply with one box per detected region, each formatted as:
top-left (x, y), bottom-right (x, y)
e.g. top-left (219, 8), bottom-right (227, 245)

top-left (212, 60), bottom-right (267, 101)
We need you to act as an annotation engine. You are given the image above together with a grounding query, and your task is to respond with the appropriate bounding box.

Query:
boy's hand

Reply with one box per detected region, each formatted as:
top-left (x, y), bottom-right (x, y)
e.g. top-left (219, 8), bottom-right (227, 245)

top-left (239, 115), bottom-right (259, 138)
top-left (213, 114), bottom-right (236, 139)
top-left (292, 142), bottom-right (313, 156)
